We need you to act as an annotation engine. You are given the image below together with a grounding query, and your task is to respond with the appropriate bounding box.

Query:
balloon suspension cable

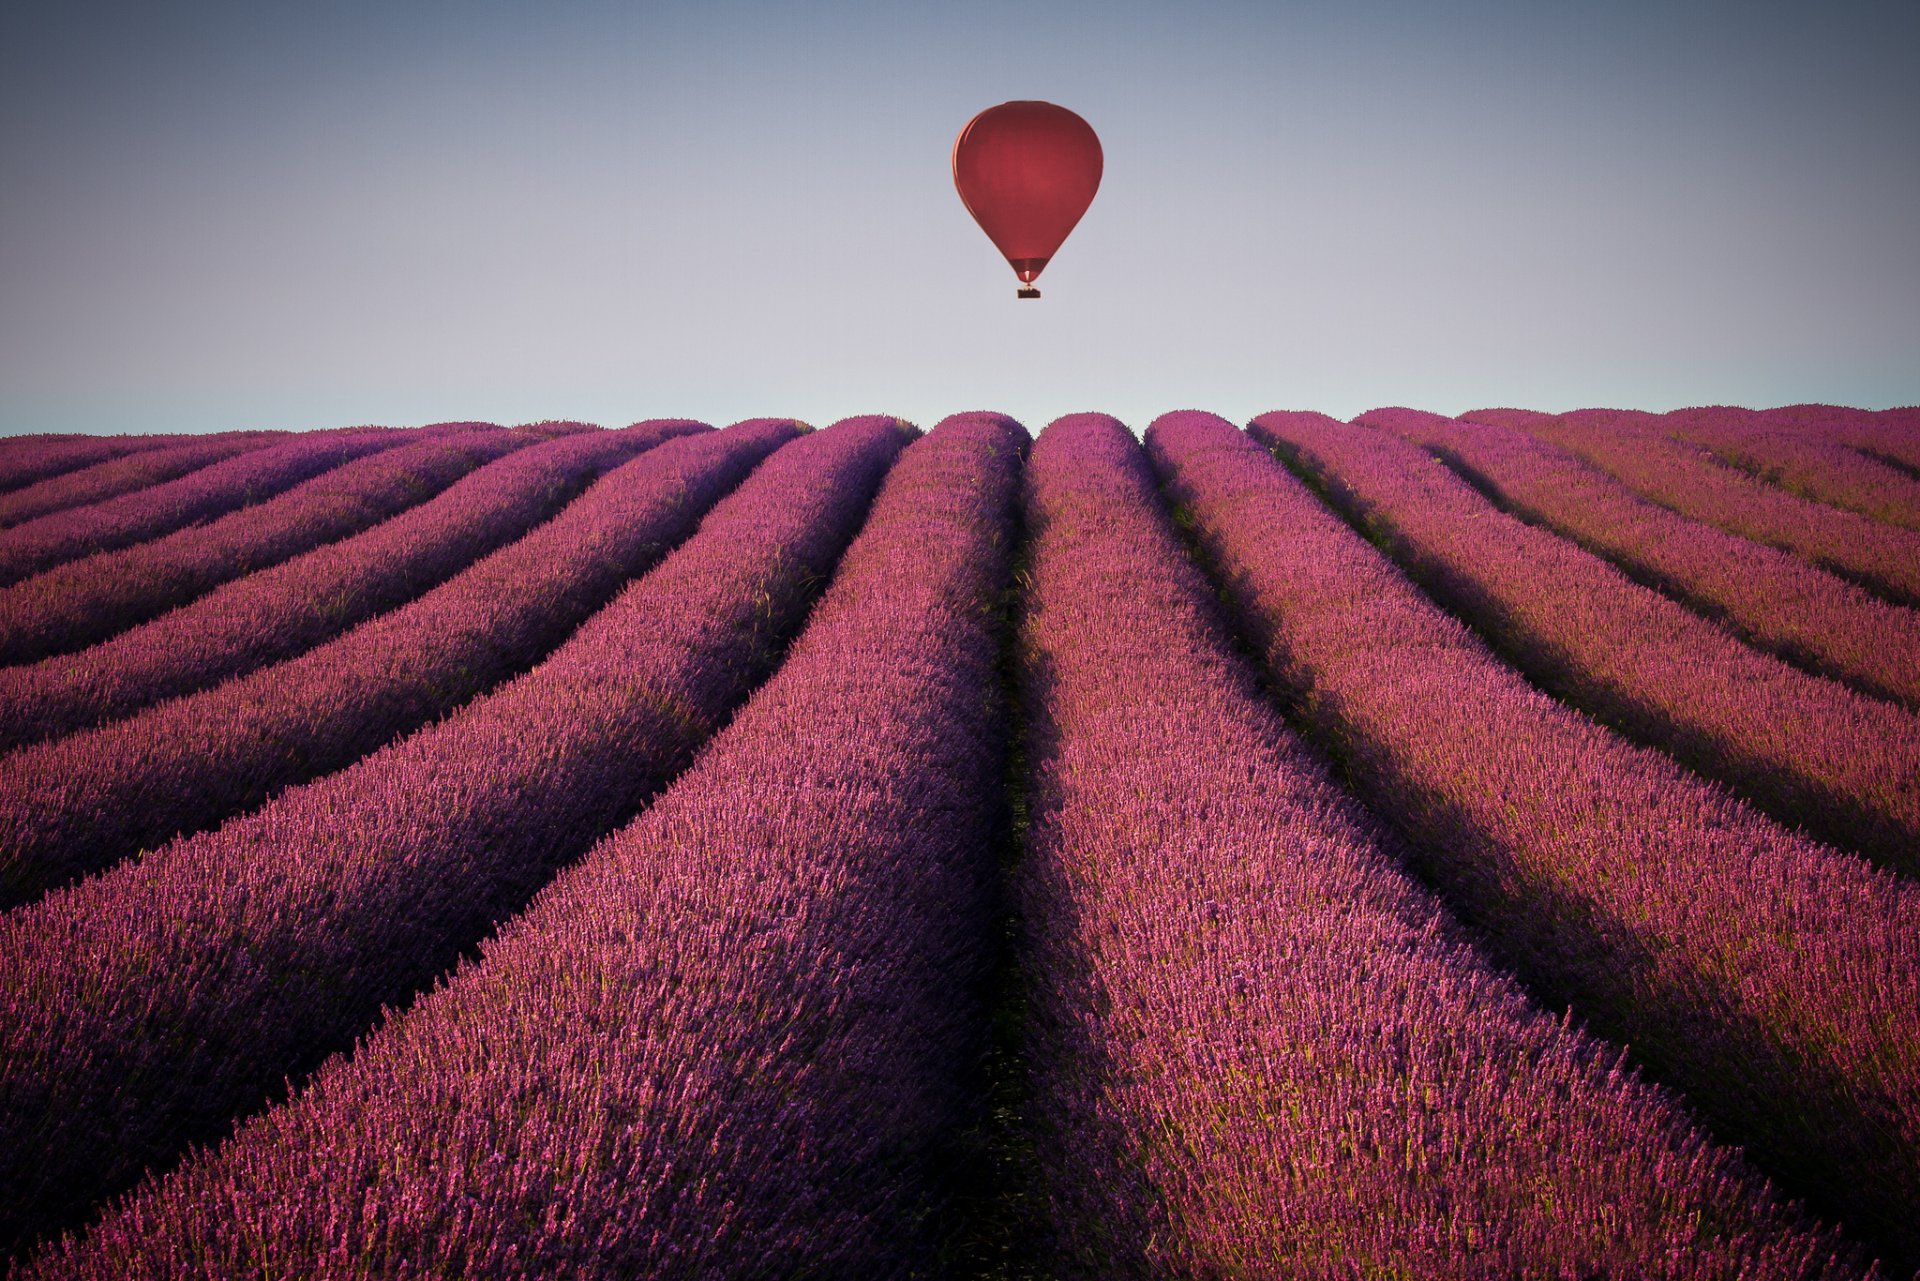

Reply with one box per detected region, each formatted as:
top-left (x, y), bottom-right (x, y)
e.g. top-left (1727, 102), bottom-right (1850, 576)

top-left (1017, 285), bottom-right (1041, 299)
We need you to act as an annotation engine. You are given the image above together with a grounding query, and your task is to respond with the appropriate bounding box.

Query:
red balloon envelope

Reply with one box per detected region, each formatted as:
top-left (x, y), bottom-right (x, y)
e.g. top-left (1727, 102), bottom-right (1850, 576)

top-left (952, 101), bottom-right (1102, 299)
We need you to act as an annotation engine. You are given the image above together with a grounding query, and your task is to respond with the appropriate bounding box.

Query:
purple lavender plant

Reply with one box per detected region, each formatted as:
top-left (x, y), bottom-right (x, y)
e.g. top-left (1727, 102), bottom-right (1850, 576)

top-left (1743, 404), bottom-right (1920, 488)
top-left (0, 428), bottom-right (427, 585)
top-left (1368, 407), bottom-right (1920, 710)
top-left (1268, 409), bottom-right (1920, 873)
top-left (0, 423), bottom-right (699, 752)
top-left (1457, 406), bottom-right (1551, 429)
top-left (0, 433), bottom-right (242, 497)
top-left (0, 429), bottom-right (530, 665)
top-left (0, 431), bottom-right (285, 529)
top-left (1153, 409), bottom-right (1920, 1270)
top-left (0, 421), bottom-right (792, 908)
top-left (10, 413), bottom-right (1003, 1278)
top-left (1656, 407), bottom-right (1920, 530)
top-left (1008, 411), bottom-right (1868, 1279)
top-left (1516, 409), bottom-right (1920, 605)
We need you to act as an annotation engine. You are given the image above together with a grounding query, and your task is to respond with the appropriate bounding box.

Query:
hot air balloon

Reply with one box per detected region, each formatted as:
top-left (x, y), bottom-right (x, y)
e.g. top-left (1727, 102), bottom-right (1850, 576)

top-left (952, 101), bottom-right (1102, 299)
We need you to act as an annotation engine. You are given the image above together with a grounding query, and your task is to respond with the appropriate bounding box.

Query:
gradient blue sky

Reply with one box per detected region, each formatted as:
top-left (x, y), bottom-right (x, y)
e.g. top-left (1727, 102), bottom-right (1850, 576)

top-left (2, 0), bottom-right (1916, 436)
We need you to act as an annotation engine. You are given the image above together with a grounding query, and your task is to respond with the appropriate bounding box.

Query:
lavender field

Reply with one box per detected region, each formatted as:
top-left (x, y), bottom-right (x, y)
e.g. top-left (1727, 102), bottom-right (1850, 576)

top-left (0, 407), bottom-right (1915, 1279)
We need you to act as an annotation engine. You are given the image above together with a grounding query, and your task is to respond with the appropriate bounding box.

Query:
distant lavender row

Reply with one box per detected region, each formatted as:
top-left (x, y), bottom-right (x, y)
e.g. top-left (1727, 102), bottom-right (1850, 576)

top-left (1373, 409), bottom-right (1920, 710)
top-left (0, 428), bottom-right (430, 587)
top-left (0, 431), bottom-right (85, 450)
top-left (1285, 410), bottom-right (1920, 874)
top-left (0, 425), bottom-right (689, 753)
top-left (1762, 403), bottom-right (1920, 477)
top-left (0, 432), bottom-right (82, 447)
top-left (7, 413), bottom-right (944, 1275)
top-left (0, 430), bottom-right (528, 666)
top-left (1157, 412), bottom-right (1920, 1269)
top-left (0, 432), bottom-right (285, 530)
top-left (1516, 409), bottom-right (1920, 605)
top-left (1463, 404), bottom-right (1920, 482)
top-left (0, 417), bottom-right (838, 1258)
top-left (0, 421), bottom-right (766, 909)
top-left (0, 423), bottom-right (520, 513)
top-left (1013, 413), bottom-right (1862, 1279)
top-left (1656, 407), bottom-right (1920, 530)
top-left (0, 433), bottom-right (255, 497)
top-left (1457, 406), bottom-right (1549, 429)
top-left (510, 418), bottom-right (601, 436)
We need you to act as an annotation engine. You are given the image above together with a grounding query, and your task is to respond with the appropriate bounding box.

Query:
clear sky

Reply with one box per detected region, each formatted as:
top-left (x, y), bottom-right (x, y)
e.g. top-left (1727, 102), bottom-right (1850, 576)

top-left (2, 0), bottom-right (1916, 436)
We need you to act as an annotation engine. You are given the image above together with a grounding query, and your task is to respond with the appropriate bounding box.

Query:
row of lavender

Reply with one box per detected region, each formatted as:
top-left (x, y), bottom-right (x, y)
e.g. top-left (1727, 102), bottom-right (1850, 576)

top-left (0, 432), bottom-right (270, 499)
top-left (0, 409), bottom-right (1912, 1275)
top-left (1498, 407), bottom-right (1920, 604)
top-left (0, 421), bottom-right (542, 529)
top-left (1651, 407), bottom-right (1920, 530)
top-left (1161, 410), bottom-right (1920, 1270)
top-left (1367, 410), bottom-right (1920, 710)
top-left (16, 412), bottom-right (1017, 1276)
top-left (0, 424), bottom-right (682, 751)
top-left (0, 419), bottom-right (722, 905)
top-left (1256, 408), bottom-right (1920, 873)
top-left (0, 415), bottom-right (907, 1256)
top-left (0, 427), bottom-right (527, 665)
top-left (1015, 414), bottom-right (1865, 1277)
top-left (0, 432), bottom-right (286, 529)
top-left (0, 425), bottom-right (500, 586)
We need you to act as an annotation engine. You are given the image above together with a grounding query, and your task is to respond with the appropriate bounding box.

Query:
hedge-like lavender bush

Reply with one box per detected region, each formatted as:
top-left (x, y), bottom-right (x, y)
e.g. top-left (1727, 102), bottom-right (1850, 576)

top-left (0, 428), bottom-right (428, 585)
top-left (1152, 409), bottom-right (1920, 1271)
top-left (0, 429), bottom-right (529, 664)
top-left (0, 432), bottom-right (285, 528)
top-left (0, 423), bottom-right (698, 751)
top-left (1754, 404), bottom-right (1920, 475)
top-left (0, 416), bottom-right (915, 1260)
top-left (1657, 406), bottom-right (1920, 530)
top-left (1009, 411), bottom-right (1866, 1279)
top-left (1518, 409), bottom-right (1920, 605)
top-left (0, 421), bottom-right (790, 907)
top-left (1273, 409), bottom-right (1920, 873)
top-left (1370, 407), bottom-right (1920, 709)
top-left (0, 433), bottom-right (238, 497)
top-left (13, 413), bottom-right (995, 1277)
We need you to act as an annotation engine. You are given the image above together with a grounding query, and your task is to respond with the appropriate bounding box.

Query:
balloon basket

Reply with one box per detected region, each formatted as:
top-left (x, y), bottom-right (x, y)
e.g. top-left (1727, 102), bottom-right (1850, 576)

top-left (1017, 287), bottom-right (1041, 300)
